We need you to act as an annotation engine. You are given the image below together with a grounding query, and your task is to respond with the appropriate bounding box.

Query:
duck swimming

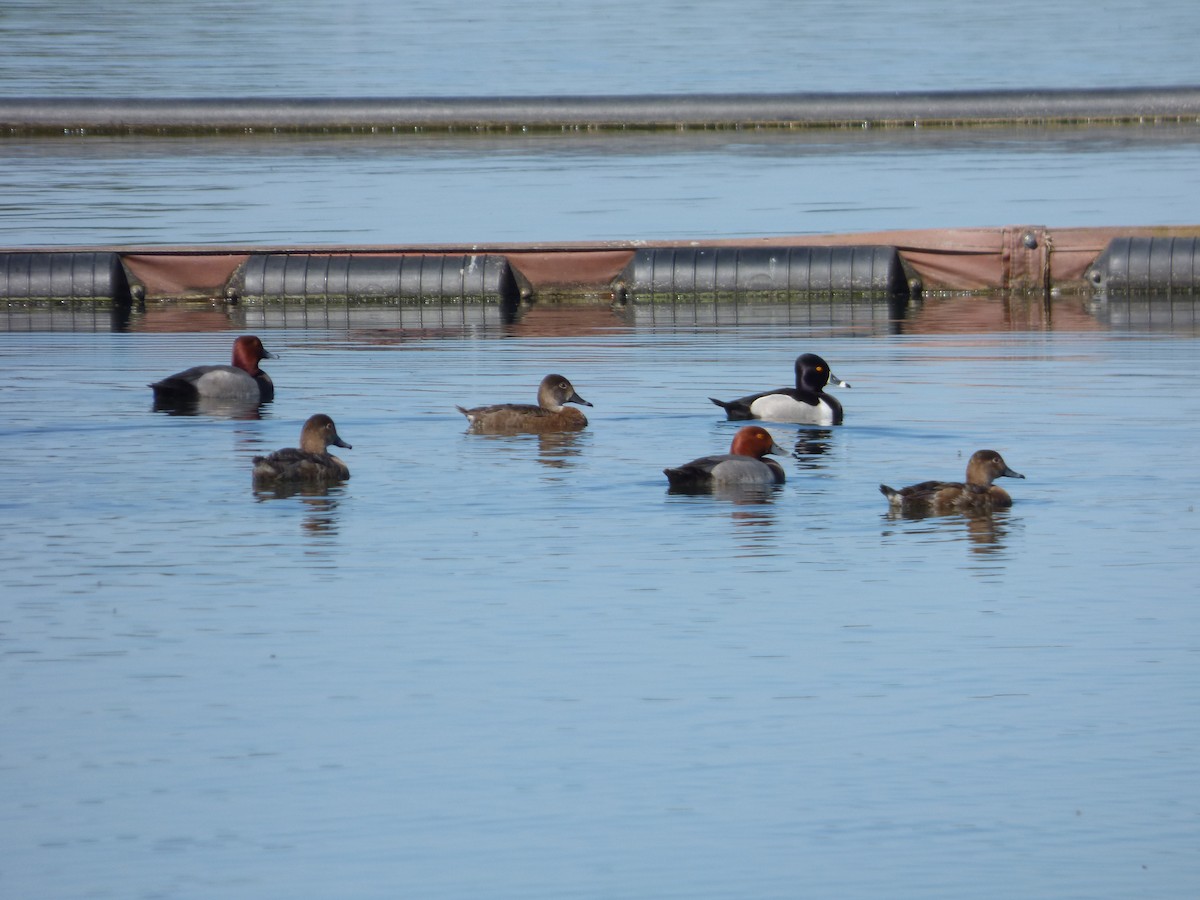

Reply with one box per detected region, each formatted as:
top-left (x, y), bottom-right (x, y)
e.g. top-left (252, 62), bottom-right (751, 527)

top-left (457, 374), bottom-right (592, 434)
top-left (710, 352), bottom-right (849, 424)
top-left (664, 425), bottom-right (787, 489)
top-left (151, 335), bottom-right (277, 403)
top-left (252, 414), bottom-right (352, 485)
top-left (880, 449), bottom-right (1024, 515)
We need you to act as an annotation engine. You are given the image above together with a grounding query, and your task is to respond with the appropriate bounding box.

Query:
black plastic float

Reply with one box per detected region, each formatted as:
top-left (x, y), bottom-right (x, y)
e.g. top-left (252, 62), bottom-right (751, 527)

top-left (6, 237), bottom-right (1200, 313)
top-left (235, 253), bottom-right (520, 311)
top-left (1087, 237), bottom-right (1200, 293)
top-left (619, 245), bottom-right (912, 301)
top-left (0, 251), bottom-right (131, 304)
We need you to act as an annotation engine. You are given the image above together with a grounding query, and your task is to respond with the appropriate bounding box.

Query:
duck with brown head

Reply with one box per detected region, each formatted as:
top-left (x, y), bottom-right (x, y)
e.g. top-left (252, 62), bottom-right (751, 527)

top-left (151, 335), bottom-right (277, 404)
top-left (664, 425), bottom-right (788, 490)
top-left (457, 374), bottom-right (592, 434)
top-left (880, 449), bottom-right (1025, 515)
top-left (252, 414), bottom-right (352, 486)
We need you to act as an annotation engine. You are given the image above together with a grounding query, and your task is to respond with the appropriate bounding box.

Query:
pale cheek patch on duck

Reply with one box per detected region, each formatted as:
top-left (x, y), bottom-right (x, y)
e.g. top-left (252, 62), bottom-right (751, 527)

top-left (749, 393), bottom-right (831, 424)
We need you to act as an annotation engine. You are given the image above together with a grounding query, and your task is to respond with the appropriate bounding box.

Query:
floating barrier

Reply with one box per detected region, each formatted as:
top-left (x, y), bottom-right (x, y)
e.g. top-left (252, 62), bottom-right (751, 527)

top-left (6, 227), bottom-right (1200, 324)
top-left (3, 88), bottom-right (1200, 134)
top-left (618, 245), bottom-right (911, 302)
top-left (1087, 237), bottom-right (1200, 293)
top-left (236, 252), bottom-right (520, 309)
top-left (0, 251), bottom-right (131, 303)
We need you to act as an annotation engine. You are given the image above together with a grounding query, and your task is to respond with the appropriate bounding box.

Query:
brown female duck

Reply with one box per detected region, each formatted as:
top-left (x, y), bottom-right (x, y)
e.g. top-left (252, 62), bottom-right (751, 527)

top-left (880, 449), bottom-right (1024, 515)
top-left (252, 414), bottom-right (352, 485)
top-left (457, 374), bottom-right (592, 434)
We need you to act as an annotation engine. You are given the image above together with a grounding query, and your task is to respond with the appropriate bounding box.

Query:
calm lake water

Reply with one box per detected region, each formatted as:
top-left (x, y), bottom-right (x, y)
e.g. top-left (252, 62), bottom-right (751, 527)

top-left (3, 0), bottom-right (1200, 896)
top-left (2, 0), bottom-right (1198, 97)
top-left (3, 0), bottom-right (1200, 246)
top-left (3, 128), bottom-right (1200, 247)
top-left (2, 298), bottom-right (1199, 899)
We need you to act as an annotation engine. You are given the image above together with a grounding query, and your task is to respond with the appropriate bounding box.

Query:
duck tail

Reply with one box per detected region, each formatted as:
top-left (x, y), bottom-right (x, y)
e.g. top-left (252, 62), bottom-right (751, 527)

top-left (665, 466), bottom-right (702, 489)
top-left (149, 377), bottom-right (195, 401)
top-left (879, 484), bottom-right (902, 505)
top-left (709, 397), bottom-right (752, 420)
top-left (251, 458), bottom-right (277, 482)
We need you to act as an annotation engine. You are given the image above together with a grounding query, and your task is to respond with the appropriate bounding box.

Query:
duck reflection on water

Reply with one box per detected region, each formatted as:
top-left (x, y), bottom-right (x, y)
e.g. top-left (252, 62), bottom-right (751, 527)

top-left (251, 481), bottom-right (345, 542)
top-left (465, 428), bottom-right (589, 470)
top-left (534, 430), bottom-right (588, 469)
top-left (790, 427), bottom-right (834, 470)
top-left (299, 494), bottom-right (342, 537)
top-left (152, 395), bottom-right (267, 419)
top-left (882, 506), bottom-right (1019, 563)
top-left (253, 479), bottom-right (348, 502)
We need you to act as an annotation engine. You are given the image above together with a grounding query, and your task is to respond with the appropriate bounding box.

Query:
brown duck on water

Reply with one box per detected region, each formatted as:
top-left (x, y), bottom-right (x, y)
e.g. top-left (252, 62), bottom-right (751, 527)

top-left (252, 414), bottom-right (352, 485)
top-left (880, 449), bottom-right (1025, 515)
top-left (456, 374), bottom-right (592, 434)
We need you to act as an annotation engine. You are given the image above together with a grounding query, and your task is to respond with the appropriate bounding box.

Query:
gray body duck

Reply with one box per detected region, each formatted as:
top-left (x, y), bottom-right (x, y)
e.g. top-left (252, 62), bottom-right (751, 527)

top-left (151, 335), bottom-right (277, 404)
top-left (664, 426), bottom-right (788, 489)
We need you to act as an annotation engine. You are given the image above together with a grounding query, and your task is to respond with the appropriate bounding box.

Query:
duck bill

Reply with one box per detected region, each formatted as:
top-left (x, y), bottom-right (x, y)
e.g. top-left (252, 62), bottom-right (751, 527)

top-left (331, 435), bottom-right (352, 449)
top-left (1003, 466), bottom-right (1025, 479)
top-left (569, 391), bottom-right (593, 408)
top-left (829, 372), bottom-right (850, 389)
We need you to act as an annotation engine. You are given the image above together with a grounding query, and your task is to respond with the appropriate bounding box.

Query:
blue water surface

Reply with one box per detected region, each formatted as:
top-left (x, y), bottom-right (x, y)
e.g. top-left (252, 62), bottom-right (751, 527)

top-left (1, 306), bottom-right (1199, 899)
top-left (1, 0), bottom-right (1198, 96)
top-left (1, 2), bottom-right (1199, 896)
top-left (2, 129), bottom-right (1200, 247)
top-left (1, 0), bottom-right (1199, 247)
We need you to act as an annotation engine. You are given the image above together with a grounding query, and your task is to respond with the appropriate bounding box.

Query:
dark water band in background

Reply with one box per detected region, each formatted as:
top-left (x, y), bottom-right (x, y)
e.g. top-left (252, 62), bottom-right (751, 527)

top-left (4, 87), bottom-right (1200, 135)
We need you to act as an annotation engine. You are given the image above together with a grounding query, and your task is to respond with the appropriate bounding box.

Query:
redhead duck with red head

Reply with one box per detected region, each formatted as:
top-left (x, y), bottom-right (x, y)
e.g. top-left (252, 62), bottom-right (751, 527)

top-left (664, 425), bottom-right (787, 490)
top-left (151, 335), bottom-right (277, 404)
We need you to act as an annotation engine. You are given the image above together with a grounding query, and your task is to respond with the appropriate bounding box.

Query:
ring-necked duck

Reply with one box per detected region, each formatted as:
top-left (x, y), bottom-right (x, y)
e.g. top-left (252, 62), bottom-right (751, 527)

top-left (880, 449), bottom-right (1024, 514)
top-left (457, 374), bottom-right (592, 434)
top-left (710, 352), bottom-right (849, 424)
top-left (664, 425), bottom-right (787, 489)
top-left (252, 414), bottom-right (352, 485)
top-left (151, 335), bottom-right (277, 403)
